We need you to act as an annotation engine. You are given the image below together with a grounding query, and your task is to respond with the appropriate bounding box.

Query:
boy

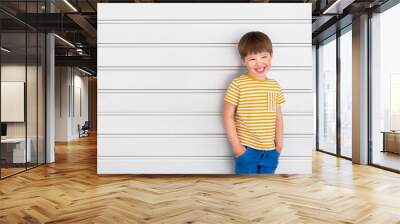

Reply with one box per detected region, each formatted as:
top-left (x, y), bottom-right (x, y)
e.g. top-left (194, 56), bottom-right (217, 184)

top-left (223, 31), bottom-right (285, 174)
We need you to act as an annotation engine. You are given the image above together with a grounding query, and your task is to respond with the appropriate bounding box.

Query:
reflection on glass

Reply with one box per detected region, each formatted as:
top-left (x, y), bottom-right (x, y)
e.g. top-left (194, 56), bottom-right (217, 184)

top-left (340, 29), bottom-right (352, 158)
top-left (27, 31), bottom-right (38, 169)
top-left (1, 31), bottom-right (27, 177)
top-left (371, 3), bottom-right (400, 171)
top-left (318, 37), bottom-right (337, 154)
top-left (38, 32), bottom-right (46, 165)
top-left (26, 0), bottom-right (42, 170)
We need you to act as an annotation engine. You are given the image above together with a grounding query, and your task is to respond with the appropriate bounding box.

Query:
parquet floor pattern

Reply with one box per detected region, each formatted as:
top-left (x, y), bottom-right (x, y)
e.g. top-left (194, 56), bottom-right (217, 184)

top-left (1, 134), bottom-right (400, 224)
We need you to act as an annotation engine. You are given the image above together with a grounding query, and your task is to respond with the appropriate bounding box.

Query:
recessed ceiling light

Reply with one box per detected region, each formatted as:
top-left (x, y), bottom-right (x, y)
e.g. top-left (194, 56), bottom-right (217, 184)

top-left (78, 67), bottom-right (93, 76)
top-left (322, 0), bottom-right (354, 15)
top-left (54, 34), bottom-right (75, 48)
top-left (63, 0), bottom-right (78, 12)
top-left (1, 47), bottom-right (11, 53)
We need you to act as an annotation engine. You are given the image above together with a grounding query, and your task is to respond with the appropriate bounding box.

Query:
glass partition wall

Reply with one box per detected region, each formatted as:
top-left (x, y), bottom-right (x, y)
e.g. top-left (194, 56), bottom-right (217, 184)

top-left (0, 30), bottom-right (27, 177)
top-left (0, 1), bottom-right (46, 179)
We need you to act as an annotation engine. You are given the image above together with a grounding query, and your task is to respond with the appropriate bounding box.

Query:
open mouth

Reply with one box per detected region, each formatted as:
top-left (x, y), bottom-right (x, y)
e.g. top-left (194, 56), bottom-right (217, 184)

top-left (255, 67), bottom-right (266, 73)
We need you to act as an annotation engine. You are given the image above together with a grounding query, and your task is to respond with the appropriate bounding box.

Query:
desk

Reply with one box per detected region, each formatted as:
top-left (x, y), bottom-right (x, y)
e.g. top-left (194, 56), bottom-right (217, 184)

top-left (1, 138), bottom-right (31, 163)
top-left (382, 131), bottom-right (400, 154)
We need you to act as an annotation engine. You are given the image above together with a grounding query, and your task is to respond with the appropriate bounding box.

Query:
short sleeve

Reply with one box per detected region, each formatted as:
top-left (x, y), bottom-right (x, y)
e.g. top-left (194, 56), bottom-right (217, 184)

top-left (277, 82), bottom-right (286, 105)
top-left (224, 79), bottom-right (240, 106)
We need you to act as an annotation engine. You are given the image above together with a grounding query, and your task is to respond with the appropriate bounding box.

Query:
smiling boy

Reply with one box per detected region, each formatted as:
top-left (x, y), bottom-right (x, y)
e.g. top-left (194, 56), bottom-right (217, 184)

top-left (223, 31), bottom-right (285, 174)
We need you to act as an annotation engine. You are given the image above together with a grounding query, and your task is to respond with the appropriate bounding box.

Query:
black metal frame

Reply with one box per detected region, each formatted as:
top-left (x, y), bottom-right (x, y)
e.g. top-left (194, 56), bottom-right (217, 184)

top-left (316, 44), bottom-right (319, 152)
top-left (0, 16), bottom-right (2, 179)
top-left (367, 10), bottom-right (373, 166)
top-left (336, 26), bottom-right (341, 158)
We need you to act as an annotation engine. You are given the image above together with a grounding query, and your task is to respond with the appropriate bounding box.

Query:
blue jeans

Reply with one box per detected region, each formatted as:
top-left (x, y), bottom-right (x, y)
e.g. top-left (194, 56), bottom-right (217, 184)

top-left (234, 146), bottom-right (280, 174)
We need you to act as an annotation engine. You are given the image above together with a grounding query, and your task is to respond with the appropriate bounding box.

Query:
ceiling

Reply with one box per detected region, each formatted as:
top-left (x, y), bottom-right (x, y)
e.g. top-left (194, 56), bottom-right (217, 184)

top-left (0, 0), bottom-right (392, 75)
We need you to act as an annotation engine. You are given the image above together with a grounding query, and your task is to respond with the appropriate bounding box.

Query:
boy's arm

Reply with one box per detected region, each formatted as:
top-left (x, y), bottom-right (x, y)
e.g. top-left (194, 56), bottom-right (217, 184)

top-left (224, 102), bottom-right (246, 157)
top-left (275, 105), bottom-right (283, 153)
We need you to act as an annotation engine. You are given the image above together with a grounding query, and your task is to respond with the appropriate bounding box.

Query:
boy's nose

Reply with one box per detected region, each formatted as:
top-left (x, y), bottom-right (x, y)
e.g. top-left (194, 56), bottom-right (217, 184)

top-left (256, 58), bottom-right (264, 64)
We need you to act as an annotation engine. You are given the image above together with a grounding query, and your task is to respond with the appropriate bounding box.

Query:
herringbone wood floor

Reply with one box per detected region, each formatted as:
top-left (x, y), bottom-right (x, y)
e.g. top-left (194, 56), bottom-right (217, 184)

top-left (1, 134), bottom-right (400, 224)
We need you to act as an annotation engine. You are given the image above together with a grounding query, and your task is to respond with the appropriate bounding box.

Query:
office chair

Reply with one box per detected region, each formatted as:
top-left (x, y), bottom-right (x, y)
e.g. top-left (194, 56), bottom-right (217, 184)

top-left (79, 121), bottom-right (90, 138)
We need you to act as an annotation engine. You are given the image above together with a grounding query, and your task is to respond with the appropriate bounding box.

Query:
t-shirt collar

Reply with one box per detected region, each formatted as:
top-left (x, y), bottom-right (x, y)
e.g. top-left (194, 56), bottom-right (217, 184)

top-left (246, 72), bottom-right (268, 82)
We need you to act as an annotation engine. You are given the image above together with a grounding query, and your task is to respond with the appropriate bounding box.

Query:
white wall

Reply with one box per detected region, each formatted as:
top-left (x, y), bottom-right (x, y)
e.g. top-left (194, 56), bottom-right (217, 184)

top-left (55, 67), bottom-right (89, 141)
top-left (55, 66), bottom-right (69, 141)
top-left (71, 72), bottom-right (89, 138)
top-left (1, 65), bottom-right (25, 129)
top-left (1, 65), bottom-right (38, 138)
top-left (97, 3), bottom-right (313, 174)
top-left (1, 64), bottom-right (46, 163)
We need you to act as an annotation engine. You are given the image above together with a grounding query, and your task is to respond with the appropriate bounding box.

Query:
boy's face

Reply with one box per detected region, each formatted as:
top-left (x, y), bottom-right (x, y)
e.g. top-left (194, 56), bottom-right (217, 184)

top-left (242, 51), bottom-right (272, 77)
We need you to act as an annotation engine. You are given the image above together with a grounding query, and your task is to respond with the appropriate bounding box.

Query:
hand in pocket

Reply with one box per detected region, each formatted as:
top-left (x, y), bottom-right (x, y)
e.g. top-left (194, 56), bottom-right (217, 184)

top-left (234, 145), bottom-right (247, 158)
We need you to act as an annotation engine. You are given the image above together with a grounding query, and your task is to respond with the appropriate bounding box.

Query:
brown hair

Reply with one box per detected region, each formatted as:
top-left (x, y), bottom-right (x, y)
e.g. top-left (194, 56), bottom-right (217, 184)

top-left (238, 31), bottom-right (273, 59)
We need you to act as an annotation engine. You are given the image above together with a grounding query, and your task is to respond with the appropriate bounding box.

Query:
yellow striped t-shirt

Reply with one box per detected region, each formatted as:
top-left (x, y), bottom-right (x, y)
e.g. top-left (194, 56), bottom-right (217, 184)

top-left (224, 73), bottom-right (285, 150)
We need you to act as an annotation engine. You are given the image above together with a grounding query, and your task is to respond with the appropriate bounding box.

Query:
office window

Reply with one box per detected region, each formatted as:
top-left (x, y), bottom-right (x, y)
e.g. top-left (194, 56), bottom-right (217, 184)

top-left (340, 28), bottom-right (352, 158)
top-left (371, 3), bottom-right (400, 171)
top-left (318, 36), bottom-right (337, 154)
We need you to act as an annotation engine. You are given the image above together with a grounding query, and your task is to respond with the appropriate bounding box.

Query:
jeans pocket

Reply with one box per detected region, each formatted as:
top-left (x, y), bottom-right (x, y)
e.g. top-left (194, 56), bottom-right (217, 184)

top-left (260, 150), bottom-right (279, 167)
top-left (235, 146), bottom-right (249, 159)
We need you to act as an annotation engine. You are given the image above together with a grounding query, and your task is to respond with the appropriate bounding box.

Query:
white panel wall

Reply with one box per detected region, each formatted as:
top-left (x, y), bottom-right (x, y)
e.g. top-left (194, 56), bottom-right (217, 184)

top-left (97, 3), bottom-right (313, 174)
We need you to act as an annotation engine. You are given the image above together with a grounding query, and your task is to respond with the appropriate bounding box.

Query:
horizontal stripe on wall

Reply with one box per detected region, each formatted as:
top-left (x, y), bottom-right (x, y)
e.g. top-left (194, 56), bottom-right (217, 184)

top-left (97, 135), bottom-right (313, 157)
top-left (97, 156), bottom-right (311, 174)
top-left (98, 3), bottom-right (312, 21)
top-left (98, 23), bottom-right (311, 44)
top-left (97, 91), bottom-right (314, 113)
top-left (97, 3), bottom-right (313, 174)
top-left (97, 114), bottom-right (314, 135)
top-left (98, 44), bottom-right (312, 67)
top-left (97, 68), bottom-right (313, 90)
